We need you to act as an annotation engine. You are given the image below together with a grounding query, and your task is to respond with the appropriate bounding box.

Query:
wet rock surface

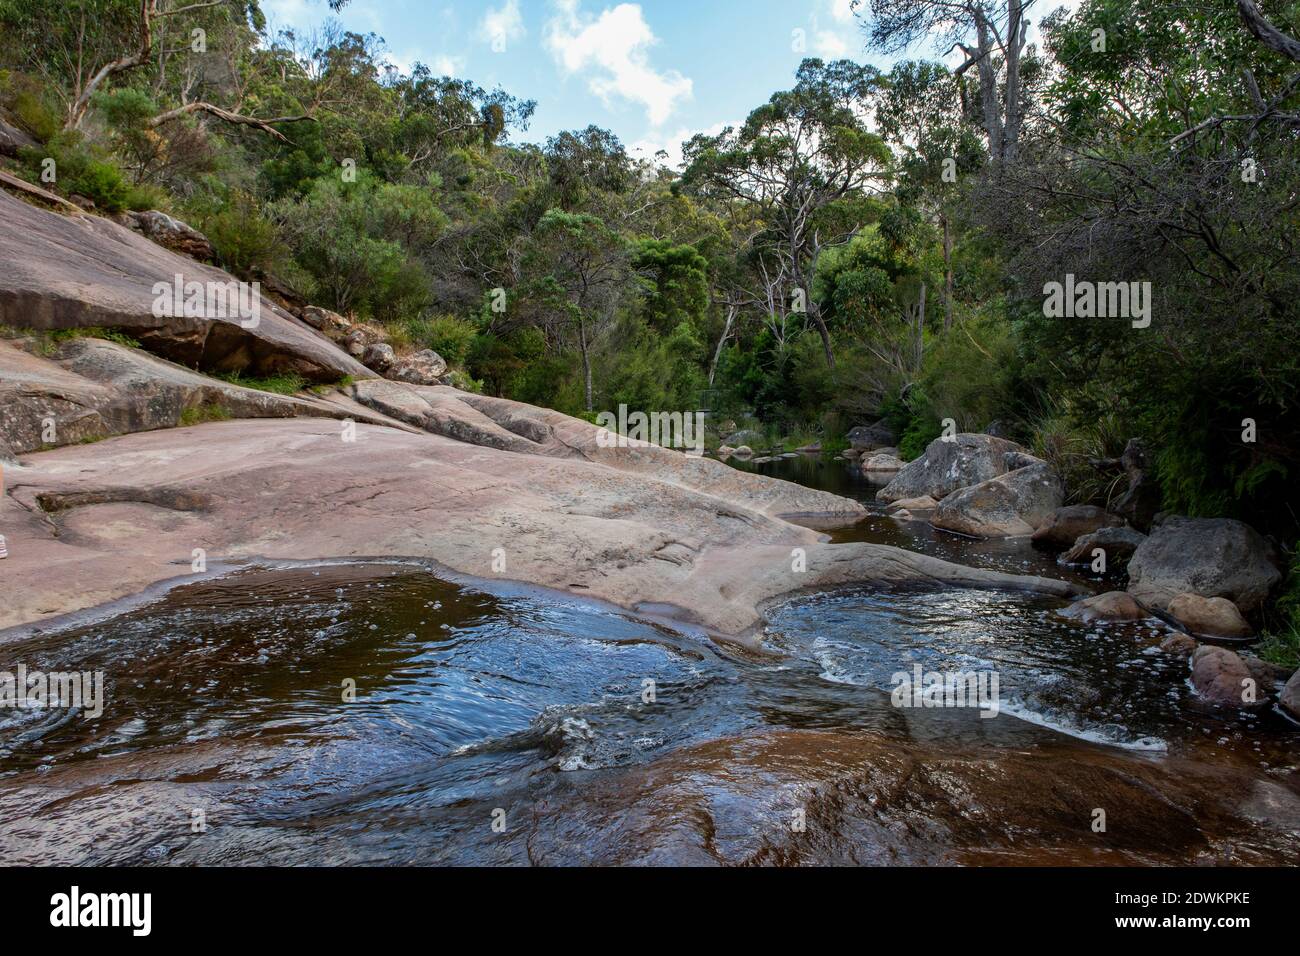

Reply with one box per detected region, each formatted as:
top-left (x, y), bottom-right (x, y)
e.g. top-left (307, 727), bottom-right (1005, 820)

top-left (1168, 593), bottom-right (1253, 639)
top-left (1059, 525), bottom-right (1147, 566)
top-left (1060, 591), bottom-right (1149, 623)
top-left (0, 564), bottom-right (1294, 866)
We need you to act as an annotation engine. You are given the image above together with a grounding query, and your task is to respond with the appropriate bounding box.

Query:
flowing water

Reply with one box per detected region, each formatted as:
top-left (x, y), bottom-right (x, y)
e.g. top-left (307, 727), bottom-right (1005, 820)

top-left (1, 456), bottom-right (1297, 865)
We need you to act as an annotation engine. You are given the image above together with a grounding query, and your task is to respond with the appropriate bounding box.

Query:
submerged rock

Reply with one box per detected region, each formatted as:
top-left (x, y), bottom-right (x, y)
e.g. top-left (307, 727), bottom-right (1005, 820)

top-left (876, 433), bottom-right (1031, 503)
top-left (1159, 633), bottom-right (1198, 656)
top-left (1127, 517), bottom-right (1280, 612)
top-left (1190, 645), bottom-right (1266, 709)
top-left (886, 495), bottom-right (938, 514)
top-left (1060, 591), bottom-right (1149, 624)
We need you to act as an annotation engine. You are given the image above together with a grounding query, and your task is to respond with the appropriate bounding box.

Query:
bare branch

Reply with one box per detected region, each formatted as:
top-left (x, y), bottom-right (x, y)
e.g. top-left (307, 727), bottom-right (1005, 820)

top-left (148, 102), bottom-right (315, 142)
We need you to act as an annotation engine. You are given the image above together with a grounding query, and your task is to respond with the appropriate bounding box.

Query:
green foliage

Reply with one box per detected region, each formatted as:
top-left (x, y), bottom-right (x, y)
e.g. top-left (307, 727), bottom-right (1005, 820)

top-left (199, 191), bottom-right (283, 277)
top-left (180, 403), bottom-right (232, 426)
top-left (0, 70), bottom-right (59, 140)
top-left (401, 314), bottom-right (477, 366)
top-left (632, 239), bottom-right (709, 334)
top-left (1256, 546), bottom-right (1300, 670)
top-left (20, 133), bottom-right (133, 211)
top-left (271, 173), bottom-right (445, 321)
top-left (217, 371), bottom-right (307, 395)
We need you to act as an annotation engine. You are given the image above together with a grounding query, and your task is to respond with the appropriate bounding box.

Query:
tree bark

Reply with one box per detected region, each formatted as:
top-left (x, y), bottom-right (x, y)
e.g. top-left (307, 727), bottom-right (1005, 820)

top-left (914, 282), bottom-right (926, 372)
top-left (149, 102), bottom-right (315, 142)
top-left (578, 315), bottom-right (593, 412)
top-left (1001, 0), bottom-right (1027, 163)
top-left (972, 12), bottom-right (1004, 162)
top-left (67, 0), bottom-right (154, 129)
top-left (708, 304), bottom-right (736, 386)
top-left (64, 0), bottom-right (232, 130)
top-left (1237, 0), bottom-right (1300, 63)
top-left (942, 214), bottom-right (954, 330)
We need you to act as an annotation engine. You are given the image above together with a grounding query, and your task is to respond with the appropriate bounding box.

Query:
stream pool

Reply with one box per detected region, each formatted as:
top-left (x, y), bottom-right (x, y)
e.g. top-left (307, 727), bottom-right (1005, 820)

top-left (1, 456), bottom-right (1296, 865)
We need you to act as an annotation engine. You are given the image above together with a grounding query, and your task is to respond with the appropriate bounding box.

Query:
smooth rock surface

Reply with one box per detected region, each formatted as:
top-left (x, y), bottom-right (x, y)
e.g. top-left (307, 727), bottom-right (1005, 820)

top-left (1190, 645), bottom-right (1265, 709)
top-left (0, 190), bottom-right (371, 383)
top-left (930, 462), bottom-right (1063, 538)
top-left (0, 407), bottom-right (1079, 637)
top-left (0, 337), bottom-right (390, 454)
top-left (1059, 591), bottom-right (1149, 624)
top-left (1059, 525), bottom-right (1147, 566)
top-left (860, 452), bottom-right (904, 477)
top-left (1167, 593), bottom-right (1253, 639)
top-left (1127, 517), bottom-right (1280, 612)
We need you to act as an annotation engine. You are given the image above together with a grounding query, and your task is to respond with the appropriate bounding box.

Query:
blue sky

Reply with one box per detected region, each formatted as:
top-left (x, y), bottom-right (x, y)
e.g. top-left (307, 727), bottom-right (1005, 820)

top-left (261, 0), bottom-right (1075, 166)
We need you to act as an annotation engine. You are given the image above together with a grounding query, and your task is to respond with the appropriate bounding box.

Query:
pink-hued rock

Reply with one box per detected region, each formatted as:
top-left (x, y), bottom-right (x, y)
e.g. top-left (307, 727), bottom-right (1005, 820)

top-left (1167, 593), bottom-right (1252, 639)
top-left (0, 190), bottom-right (370, 383)
top-left (0, 393), bottom-right (1080, 637)
top-left (1059, 591), bottom-right (1149, 624)
top-left (1191, 645), bottom-right (1267, 709)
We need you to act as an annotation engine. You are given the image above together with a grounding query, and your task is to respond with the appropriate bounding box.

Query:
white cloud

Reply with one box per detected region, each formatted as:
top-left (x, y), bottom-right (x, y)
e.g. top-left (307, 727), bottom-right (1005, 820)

top-left (480, 0), bottom-right (526, 52)
top-left (431, 54), bottom-right (467, 77)
top-left (629, 118), bottom-right (738, 171)
top-left (810, 0), bottom-right (858, 59)
top-left (812, 29), bottom-right (850, 58)
top-left (828, 0), bottom-right (856, 23)
top-left (546, 1), bottom-right (693, 127)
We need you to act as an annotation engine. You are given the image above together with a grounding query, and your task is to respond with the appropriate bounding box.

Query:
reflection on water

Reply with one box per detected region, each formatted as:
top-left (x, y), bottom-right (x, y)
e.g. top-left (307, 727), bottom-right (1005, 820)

top-left (0, 455), bottom-right (1296, 865)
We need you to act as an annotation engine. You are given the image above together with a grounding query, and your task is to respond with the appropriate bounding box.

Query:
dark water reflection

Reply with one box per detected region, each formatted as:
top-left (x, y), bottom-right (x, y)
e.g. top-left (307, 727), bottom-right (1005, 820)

top-left (0, 456), bottom-right (1296, 865)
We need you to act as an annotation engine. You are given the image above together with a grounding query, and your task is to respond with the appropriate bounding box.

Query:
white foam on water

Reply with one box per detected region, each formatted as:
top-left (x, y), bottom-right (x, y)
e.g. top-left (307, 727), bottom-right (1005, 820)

top-left (999, 700), bottom-right (1167, 752)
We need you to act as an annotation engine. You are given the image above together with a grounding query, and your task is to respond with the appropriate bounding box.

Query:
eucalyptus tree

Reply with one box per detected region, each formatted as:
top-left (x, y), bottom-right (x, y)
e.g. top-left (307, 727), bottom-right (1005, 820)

top-left (522, 209), bottom-right (631, 412)
top-left (877, 60), bottom-right (984, 329)
top-left (857, 0), bottom-right (1037, 163)
top-left (680, 58), bottom-right (891, 369)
